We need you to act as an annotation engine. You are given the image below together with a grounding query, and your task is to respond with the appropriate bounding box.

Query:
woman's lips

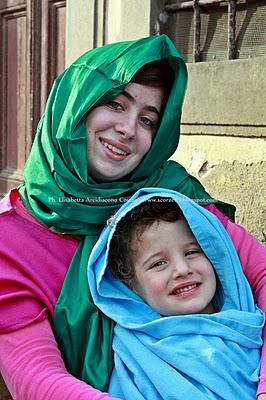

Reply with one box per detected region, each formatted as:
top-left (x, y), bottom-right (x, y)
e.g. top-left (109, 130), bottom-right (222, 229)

top-left (170, 282), bottom-right (201, 297)
top-left (99, 138), bottom-right (131, 160)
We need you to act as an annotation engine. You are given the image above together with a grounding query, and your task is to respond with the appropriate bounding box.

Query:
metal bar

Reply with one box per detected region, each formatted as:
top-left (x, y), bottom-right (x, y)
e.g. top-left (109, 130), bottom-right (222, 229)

top-left (93, 0), bottom-right (98, 48)
top-left (165, 0), bottom-right (227, 12)
top-left (193, 0), bottom-right (201, 62)
top-left (228, 0), bottom-right (237, 59)
top-left (102, 0), bottom-right (108, 45)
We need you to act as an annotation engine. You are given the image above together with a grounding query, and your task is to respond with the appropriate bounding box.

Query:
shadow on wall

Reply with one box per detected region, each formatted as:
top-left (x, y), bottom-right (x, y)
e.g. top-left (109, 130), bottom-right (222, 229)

top-left (0, 376), bottom-right (12, 399)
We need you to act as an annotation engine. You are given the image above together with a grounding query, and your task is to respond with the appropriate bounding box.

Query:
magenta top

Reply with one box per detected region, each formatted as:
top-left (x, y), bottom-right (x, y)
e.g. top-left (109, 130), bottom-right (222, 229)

top-left (0, 190), bottom-right (265, 399)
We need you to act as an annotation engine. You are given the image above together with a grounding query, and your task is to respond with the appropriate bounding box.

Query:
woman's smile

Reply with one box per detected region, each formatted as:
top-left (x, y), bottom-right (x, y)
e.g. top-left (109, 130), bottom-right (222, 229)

top-left (99, 137), bottom-right (131, 159)
top-left (86, 83), bottom-right (163, 182)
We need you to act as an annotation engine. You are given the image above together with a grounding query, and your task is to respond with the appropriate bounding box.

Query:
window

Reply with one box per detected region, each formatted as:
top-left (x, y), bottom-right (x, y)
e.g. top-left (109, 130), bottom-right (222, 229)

top-left (158, 0), bottom-right (266, 62)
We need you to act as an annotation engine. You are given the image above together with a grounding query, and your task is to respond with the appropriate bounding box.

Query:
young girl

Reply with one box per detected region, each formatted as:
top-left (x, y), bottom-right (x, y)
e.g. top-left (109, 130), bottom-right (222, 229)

top-left (88, 188), bottom-right (265, 400)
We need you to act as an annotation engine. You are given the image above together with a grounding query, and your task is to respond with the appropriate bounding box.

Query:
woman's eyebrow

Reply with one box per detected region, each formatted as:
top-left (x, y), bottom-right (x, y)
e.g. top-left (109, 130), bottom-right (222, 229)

top-left (122, 90), bottom-right (160, 116)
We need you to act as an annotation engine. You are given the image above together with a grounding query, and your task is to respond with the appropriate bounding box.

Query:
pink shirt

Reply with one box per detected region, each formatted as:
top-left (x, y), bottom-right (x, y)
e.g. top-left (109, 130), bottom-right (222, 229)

top-left (0, 190), bottom-right (265, 399)
top-left (0, 189), bottom-right (78, 333)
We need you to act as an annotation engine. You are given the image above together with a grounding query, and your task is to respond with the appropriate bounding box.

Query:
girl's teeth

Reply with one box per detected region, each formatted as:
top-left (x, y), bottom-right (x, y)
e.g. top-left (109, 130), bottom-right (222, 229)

top-left (175, 284), bottom-right (197, 294)
top-left (103, 141), bottom-right (127, 155)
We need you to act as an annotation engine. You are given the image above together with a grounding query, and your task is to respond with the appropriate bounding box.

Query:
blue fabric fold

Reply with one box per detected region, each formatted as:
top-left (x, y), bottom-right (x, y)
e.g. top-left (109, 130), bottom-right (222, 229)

top-left (88, 188), bottom-right (264, 400)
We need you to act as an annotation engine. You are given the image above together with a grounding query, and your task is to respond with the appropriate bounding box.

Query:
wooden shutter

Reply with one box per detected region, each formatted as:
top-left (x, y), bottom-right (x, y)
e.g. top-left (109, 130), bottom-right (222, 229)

top-left (0, 0), bottom-right (66, 197)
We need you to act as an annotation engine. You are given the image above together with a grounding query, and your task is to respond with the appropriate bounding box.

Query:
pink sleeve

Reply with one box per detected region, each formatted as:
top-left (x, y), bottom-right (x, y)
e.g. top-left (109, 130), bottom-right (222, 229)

top-left (0, 201), bottom-right (78, 333)
top-left (205, 204), bottom-right (266, 396)
top-left (0, 318), bottom-right (120, 400)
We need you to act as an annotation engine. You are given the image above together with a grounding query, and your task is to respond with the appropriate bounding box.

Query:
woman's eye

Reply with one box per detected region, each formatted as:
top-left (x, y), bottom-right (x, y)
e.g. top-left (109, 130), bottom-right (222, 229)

top-left (140, 116), bottom-right (154, 129)
top-left (108, 101), bottom-right (123, 110)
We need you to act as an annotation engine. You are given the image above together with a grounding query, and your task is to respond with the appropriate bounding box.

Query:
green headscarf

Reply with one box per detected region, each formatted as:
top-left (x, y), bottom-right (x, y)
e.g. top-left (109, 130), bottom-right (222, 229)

top-left (18, 35), bottom-right (234, 390)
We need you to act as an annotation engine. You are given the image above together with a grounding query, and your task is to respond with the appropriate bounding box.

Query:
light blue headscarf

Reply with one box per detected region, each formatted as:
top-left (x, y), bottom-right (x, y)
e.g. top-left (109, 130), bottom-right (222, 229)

top-left (88, 188), bottom-right (264, 400)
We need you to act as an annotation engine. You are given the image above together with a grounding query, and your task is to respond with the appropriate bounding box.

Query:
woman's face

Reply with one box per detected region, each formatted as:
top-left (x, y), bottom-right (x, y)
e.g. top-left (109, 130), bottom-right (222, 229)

top-left (86, 83), bottom-right (164, 181)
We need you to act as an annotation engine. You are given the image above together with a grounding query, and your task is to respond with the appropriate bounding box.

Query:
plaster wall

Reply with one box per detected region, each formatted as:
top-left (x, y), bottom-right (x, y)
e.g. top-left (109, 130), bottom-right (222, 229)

top-left (172, 136), bottom-right (266, 243)
top-left (172, 57), bottom-right (266, 243)
top-left (181, 57), bottom-right (266, 136)
top-left (106, 0), bottom-right (151, 43)
top-left (66, 0), bottom-right (151, 66)
top-left (66, 0), bottom-right (95, 65)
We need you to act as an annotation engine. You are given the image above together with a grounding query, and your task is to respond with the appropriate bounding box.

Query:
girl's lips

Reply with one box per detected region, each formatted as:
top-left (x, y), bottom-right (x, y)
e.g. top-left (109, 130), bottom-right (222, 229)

top-left (170, 282), bottom-right (201, 297)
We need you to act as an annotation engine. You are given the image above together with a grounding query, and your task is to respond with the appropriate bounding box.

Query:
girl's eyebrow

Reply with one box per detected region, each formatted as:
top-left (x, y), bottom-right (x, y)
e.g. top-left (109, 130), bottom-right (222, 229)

top-left (185, 240), bottom-right (200, 247)
top-left (141, 251), bottom-right (162, 268)
top-left (121, 90), bottom-right (160, 117)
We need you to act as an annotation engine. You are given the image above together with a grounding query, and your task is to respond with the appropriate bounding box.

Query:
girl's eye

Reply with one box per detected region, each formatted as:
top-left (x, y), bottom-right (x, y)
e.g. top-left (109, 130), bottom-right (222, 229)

top-left (108, 101), bottom-right (123, 110)
top-left (185, 248), bottom-right (202, 257)
top-left (150, 260), bottom-right (167, 269)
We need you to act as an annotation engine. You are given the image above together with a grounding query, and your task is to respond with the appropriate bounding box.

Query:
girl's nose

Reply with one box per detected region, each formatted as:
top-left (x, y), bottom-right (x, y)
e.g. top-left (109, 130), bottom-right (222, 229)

top-left (115, 114), bottom-right (136, 139)
top-left (172, 259), bottom-right (191, 279)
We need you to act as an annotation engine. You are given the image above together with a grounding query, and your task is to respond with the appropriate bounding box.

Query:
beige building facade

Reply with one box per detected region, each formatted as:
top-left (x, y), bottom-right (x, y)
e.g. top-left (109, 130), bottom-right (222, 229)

top-left (66, 0), bottom-right (265, 242)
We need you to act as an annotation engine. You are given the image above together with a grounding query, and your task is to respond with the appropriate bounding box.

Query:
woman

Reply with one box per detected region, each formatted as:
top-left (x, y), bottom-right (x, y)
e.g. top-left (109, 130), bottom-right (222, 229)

top-left (0, 35), bottom-right (265, 399)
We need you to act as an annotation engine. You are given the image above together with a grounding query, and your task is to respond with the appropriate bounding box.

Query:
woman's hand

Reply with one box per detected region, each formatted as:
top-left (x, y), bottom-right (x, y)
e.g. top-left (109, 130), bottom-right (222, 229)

top-left (257, 394), bottom-right (266, 400)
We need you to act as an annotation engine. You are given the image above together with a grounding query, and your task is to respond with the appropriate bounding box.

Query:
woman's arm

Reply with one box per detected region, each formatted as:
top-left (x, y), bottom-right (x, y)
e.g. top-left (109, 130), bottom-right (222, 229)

top-left (224, 218), bottom-right (266, 397)
top-left (205, 204), bottom-right (266, 396)
top-left (0, 318), bottom-right (120, 400)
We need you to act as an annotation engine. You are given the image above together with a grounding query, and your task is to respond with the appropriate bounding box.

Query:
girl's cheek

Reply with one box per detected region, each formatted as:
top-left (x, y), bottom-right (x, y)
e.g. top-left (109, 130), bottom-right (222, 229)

top-left (149, 278), bottom-right (166, 295)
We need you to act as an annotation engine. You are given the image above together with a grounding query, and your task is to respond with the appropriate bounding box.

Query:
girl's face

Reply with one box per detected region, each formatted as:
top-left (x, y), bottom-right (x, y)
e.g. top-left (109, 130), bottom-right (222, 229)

top-left (86, 83), bottom-right (164, 181)
top-left (132, 217), bottom-right (217, 316)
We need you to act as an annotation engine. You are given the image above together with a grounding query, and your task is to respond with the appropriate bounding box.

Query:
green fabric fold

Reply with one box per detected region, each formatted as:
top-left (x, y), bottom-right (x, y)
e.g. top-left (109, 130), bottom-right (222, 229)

top-left (18, 35), bottom-right (235, 390)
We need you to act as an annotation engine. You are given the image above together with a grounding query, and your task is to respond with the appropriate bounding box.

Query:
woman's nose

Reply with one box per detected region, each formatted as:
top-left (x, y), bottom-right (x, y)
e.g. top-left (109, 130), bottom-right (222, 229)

top-left (115, 114), bottom-right (136, 139)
